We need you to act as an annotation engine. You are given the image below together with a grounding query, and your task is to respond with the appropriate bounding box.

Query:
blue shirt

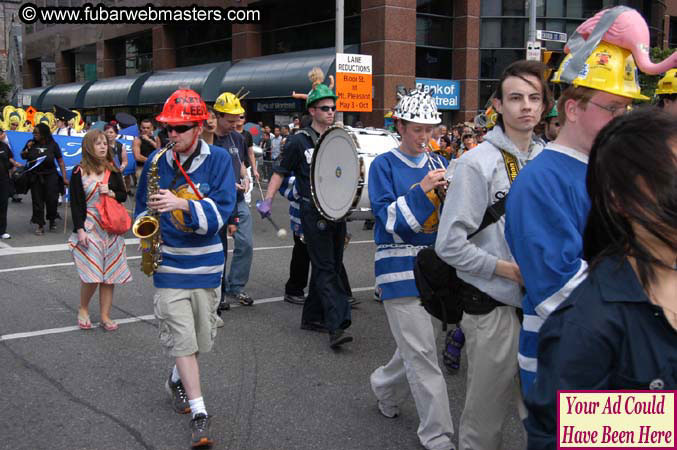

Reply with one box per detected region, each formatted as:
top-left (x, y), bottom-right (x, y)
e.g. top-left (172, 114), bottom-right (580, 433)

top-left (524, 256), bottom-right (677, 450)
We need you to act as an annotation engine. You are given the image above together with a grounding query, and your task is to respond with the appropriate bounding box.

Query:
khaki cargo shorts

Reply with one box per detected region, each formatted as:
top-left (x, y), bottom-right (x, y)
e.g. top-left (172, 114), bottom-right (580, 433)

top-left (153, 287), bottom-right (220, 357)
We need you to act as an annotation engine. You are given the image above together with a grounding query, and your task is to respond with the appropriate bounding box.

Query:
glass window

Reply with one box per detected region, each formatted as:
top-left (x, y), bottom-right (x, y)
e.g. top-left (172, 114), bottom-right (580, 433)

top-left (417, 0), bottom-right (452, 16)
top-left (502, 18), bottom-right (525, 48)
top-left (258, 0), bottom-right (360, 32)
top-left (261, 16), bottom-right (360, 55)
top-left (416, 47), bottom-right (452, 79)
top-left (480, 20), bottom-right (501, 48)
top-left (177, 42), bottom-right (232, 68)
top-left (546, 0), bottom-right (564, 17)
top-left (503, 0), bottom-right (524, 16)
top-left (479, 80), bottom-right (499, 110)
top-left (417, 16), bottom-right (453, 48)
top-left (481, 0), bottom-right (501, 16)
top-left (480, 49), bottom-right (524, 79)
top-left (536, 0), bottom-right (545, 16)
top-left (671, 18), bottom-right (677, 48)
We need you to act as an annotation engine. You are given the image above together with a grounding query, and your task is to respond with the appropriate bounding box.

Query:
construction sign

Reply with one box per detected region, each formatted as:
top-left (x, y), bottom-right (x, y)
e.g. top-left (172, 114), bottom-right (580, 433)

top-left (336, 53), bottom-right (372, 112)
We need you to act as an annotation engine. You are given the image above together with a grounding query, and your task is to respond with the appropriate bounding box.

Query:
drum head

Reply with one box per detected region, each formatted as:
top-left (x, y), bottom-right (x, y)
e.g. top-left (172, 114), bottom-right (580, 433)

top-left (311, 127), bottom-right (361, 221)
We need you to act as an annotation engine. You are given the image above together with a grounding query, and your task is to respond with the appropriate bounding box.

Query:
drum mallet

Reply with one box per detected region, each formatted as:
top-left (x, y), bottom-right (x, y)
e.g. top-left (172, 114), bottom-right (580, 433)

top-left (255, 178), bottom-right (287, 239)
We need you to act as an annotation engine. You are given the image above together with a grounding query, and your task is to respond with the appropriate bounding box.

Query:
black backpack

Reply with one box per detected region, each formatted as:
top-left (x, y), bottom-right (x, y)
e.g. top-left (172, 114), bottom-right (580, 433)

top-left (414, 195), bottom-right (509, 330)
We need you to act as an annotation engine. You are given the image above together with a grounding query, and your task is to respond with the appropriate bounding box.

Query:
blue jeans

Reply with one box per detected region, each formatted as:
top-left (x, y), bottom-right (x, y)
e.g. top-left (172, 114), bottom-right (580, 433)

top-left (224, 199), bottom-right (253, 294)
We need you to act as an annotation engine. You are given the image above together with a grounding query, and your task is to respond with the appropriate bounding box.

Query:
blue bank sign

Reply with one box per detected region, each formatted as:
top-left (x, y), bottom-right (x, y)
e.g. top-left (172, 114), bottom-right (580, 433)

top-left (415, 78), bottom-right (460, 110)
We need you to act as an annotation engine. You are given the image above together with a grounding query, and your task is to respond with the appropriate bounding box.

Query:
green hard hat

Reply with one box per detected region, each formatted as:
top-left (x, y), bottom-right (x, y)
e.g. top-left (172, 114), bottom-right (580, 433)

top-left (545, 105), bottom-right (558, 119)
top-left (306, 84), bottom-right (338, 108)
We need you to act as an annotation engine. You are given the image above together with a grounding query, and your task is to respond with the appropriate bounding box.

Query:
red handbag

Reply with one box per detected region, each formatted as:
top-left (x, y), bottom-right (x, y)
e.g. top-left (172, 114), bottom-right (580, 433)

top-left (96, 169), bottom-right (131, 235)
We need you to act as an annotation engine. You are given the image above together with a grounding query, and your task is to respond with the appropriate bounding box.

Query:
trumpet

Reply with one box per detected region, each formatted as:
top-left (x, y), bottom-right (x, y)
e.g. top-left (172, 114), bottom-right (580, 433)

top-left (421, 142), bottom-right (448, 203)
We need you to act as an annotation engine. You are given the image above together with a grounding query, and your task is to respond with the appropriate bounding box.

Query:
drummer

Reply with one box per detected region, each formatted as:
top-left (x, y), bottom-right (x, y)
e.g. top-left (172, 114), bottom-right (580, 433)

top-left (367, 89), bottom-right (455, 450)
top-left (257, 83), bottom-right (353, 350)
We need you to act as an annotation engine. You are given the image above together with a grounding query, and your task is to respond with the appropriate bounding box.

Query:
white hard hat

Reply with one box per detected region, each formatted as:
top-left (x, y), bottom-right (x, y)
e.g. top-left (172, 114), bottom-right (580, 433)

top-left (392, 89), bottom-right (441, 125)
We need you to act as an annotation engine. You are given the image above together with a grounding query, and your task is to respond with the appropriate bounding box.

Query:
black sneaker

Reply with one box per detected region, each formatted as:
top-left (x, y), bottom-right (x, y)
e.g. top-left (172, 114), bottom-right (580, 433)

top-left (300, 320), bottom-right (328, 333)
top-left (165, 372), bottom-right (191, 414)
top-left (348, 297), bottom-right (361, 307)
top-left (190, 413), bottom-right (213, 448)
top-left (230, 291), bottom-right (253, 306)
top-left (49, 220), bottom-right (56, 231)
top-left (329, 329), bottom-right (353, 349)
top-left (284, 294), bottom-right (305, 305)
top-left (218, 292), bottom-right (230, 312)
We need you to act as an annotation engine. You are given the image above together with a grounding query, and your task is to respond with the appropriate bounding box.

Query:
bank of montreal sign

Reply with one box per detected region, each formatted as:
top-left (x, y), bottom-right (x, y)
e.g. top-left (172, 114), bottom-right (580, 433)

top-left (415, 78), bottom-right (460, 110)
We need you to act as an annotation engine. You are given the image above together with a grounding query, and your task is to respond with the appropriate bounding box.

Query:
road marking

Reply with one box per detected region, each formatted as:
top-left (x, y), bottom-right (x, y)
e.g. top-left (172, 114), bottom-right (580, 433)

top-left (0, 240), bottom-right (375, 273)
top-left (0, 287), bottom-right (376, 342)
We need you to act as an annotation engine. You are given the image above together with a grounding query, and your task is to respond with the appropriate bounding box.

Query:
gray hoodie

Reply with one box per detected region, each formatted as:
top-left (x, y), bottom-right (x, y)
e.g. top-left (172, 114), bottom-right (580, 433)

top-left (435, 126), bottom-right (544, 307)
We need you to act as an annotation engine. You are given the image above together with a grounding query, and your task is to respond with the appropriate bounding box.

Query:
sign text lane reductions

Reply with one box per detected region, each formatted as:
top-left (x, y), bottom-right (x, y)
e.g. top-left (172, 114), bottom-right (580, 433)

top-left (336, 53), bottom-right (373, 112)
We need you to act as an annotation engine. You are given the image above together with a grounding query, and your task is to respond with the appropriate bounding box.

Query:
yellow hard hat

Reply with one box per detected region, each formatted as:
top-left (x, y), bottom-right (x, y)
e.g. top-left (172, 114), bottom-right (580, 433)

top-left (551, 41), bottom-right (649, 101)
top-left (214, 92), bottom-right (245, 115)
top-left (655, 69), bottom-right (677, 96)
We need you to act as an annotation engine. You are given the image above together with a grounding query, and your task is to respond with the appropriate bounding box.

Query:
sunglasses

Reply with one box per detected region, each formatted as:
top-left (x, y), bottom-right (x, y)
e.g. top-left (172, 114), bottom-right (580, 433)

top-left (315, 105), bottom-right (336, 112)
top-left (166, 124), bottom-right (197, 134)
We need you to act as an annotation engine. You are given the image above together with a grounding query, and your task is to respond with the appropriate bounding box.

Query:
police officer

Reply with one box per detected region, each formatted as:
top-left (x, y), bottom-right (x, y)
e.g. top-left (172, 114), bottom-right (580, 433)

top-left (258, 84), bottom-right (353, 349)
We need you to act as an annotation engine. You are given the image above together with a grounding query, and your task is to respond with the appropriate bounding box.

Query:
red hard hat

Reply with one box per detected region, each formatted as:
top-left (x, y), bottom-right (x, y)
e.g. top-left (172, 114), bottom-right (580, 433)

top-left (156, 89), bottom-right (210, 124)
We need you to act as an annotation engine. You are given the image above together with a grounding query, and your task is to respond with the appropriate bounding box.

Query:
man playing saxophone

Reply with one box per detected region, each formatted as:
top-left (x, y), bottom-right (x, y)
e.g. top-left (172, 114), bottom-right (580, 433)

top-left (134, 88), bottom-right (236, 448)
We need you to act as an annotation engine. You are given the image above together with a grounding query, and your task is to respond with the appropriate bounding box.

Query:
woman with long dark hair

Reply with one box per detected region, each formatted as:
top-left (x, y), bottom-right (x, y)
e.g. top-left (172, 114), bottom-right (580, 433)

top-left (21, 122), bottom-right (69, 235)
top-left (524, 107), bottom-right (677, 449)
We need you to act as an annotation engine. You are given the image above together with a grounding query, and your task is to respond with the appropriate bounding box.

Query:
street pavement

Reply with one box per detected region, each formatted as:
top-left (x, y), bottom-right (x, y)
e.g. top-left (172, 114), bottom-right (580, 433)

top-left (0, 189), bottom-right (526, 450)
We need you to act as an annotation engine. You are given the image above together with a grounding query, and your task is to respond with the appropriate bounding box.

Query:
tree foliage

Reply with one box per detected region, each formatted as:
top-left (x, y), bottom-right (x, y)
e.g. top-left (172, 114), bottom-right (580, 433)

top-left (0, 78), bottom-right (13, 104)
top-left (639, 47), bottom-right (676, 99)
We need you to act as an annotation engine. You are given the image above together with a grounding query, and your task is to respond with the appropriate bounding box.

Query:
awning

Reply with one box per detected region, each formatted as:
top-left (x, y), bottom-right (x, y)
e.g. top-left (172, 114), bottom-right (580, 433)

top-left (81, 72), bottom-right (153, 108)
top-left (136, 62), bottom-right (231, 106)
top-left (38, 81), bottom-right (95, 110)
top-left (18, 86), bottom-right (51, 108)
top-left (220, 45), bottom-right (358, 99)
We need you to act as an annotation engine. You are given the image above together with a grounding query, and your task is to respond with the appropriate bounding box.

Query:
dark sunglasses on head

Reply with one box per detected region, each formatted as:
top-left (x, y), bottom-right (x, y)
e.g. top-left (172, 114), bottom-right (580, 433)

top-left (166, 124), bottom-right (197, 134)
top-left (315, 105), bottom-right (336, 112)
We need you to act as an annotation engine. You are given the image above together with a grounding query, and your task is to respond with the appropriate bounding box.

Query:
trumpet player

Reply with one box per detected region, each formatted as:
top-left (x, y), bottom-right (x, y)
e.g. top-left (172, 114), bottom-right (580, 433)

top-left (134, 89), bottom-right (236, 448)
top-left (435, 60), bottom-right (550, 450)
top-left (367, 89), bottom-right (454, 450)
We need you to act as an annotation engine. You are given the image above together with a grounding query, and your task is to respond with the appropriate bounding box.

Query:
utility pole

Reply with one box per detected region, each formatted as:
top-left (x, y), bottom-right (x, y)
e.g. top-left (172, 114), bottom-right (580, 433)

top-left (335, 0), bottom-right (344, 124)
top-left (528, 0), bottom-right (536, 43)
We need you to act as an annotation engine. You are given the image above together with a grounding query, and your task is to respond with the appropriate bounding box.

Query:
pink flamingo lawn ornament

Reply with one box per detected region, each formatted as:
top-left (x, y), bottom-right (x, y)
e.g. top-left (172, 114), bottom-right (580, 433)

top-left (567, 7), bottom-right (677, 75)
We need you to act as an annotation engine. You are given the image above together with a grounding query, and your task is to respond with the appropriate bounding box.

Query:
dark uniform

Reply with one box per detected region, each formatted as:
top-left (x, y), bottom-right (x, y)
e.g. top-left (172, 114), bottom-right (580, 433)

top-left (0, 141), bottom-right (13, 235)
top-left (525, 256), bottom-right (677, 449)
top-left (21, 139), bottom-right (63, 228)
top-left (273, 127), bottom-right (351, 333)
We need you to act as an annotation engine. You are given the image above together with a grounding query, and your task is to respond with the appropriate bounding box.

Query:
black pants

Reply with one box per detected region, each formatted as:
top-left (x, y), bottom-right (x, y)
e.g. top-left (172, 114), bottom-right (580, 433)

top-left (0, 176), bottom-right (9, 234)
top-left (30, 172), bottom-right (59, 227)
top-left (219, 226), bottom-right (229, 293)
top-left (285, 232), bottom-right (353, 297)
top-left (300, 202), bottom-right (351, 333)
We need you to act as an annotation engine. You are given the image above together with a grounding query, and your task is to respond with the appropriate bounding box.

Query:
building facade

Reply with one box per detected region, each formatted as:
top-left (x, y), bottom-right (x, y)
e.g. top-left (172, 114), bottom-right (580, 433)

top-left (17, 0), bottom-right (675, 127)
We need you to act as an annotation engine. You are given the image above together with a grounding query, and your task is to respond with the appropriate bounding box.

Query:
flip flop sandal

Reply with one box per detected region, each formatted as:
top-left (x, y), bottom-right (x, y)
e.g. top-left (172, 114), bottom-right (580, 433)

top-left (101, 321), bottom-right (119, 331)
top-left (78, 314), bottom-right (92, 330)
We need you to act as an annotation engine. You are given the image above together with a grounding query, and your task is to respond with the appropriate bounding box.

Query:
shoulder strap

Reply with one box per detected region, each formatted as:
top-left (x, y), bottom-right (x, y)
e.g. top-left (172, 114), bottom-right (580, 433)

top-left (467, 149), bottom-right (521, 239)
top-left (297, 127), bottom-right (320, 146)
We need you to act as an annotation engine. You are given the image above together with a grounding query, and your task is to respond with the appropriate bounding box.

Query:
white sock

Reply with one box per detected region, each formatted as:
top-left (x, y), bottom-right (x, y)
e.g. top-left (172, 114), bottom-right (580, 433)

top-left (189, 397), bottom-right (207, 417)
top-left (171, 365), bottom-right (180, 383)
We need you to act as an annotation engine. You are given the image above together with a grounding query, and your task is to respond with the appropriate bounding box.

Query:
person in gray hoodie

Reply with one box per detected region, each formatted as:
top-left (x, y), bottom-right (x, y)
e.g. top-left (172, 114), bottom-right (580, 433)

top-left (435, 60), bottom-right (551, 450)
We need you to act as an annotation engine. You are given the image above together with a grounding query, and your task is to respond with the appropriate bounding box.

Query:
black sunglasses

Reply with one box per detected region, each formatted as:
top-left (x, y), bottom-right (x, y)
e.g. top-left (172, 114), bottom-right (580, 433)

top-left (315, 105), bottom-right (336, 112)
top-left (166, 124), bottom-right (197, 134)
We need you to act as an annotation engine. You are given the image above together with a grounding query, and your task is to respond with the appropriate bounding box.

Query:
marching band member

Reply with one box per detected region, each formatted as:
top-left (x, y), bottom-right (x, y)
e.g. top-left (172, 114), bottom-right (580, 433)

top-left (436, 60), bottom-right (550, 450)
top-left (258, 83), bottom-right (353, 349)
top-left (134, 89), bottom-right (236, 448)
top-left (367, 89), bottom-right (455, 450)
top-left (505, 14), bottom-right (655, 396)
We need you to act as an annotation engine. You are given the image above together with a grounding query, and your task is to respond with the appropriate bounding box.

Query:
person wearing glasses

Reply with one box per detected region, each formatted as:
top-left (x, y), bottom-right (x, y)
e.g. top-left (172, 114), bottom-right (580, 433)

top-left (213, 92), bottom-right (254, 308)
top-left (504, 40), bottom-right (651, 396)
top-left (258, 84), bottom-right (353, 349)
top-left (134, 89), bottom-right (236, 448)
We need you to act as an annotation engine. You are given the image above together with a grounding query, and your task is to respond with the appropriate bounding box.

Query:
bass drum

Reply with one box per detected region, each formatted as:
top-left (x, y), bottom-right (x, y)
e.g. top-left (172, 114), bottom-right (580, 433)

top-left (310, 126), bottom-right (399, 221)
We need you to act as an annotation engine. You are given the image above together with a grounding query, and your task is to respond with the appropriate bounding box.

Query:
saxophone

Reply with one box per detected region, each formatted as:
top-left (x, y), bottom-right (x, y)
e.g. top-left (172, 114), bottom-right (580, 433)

top-left (132, 141), bottom-right (175, 276)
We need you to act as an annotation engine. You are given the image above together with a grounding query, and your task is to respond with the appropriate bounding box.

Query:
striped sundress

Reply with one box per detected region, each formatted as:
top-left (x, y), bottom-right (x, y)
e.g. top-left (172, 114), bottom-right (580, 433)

top-left (68, 175), bottom-right (132, 284)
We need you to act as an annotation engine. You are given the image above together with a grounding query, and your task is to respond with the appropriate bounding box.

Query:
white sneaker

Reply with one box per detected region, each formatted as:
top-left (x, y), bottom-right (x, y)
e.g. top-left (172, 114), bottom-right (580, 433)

top-left (1, 233), bottom-right (10, 239)
top-left (377, 400), bottom-right (399, 418)
top-left (215, 316), bottom-right (224, 328)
